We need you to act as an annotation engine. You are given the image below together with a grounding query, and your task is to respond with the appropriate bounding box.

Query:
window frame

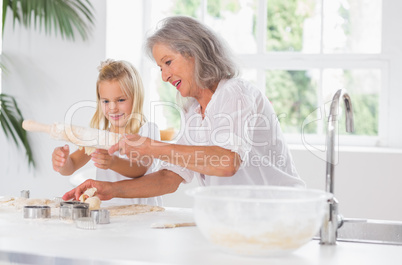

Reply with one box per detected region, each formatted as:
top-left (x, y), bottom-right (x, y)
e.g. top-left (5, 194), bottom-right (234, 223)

top-left (136, 0), bottom-right (401, 148)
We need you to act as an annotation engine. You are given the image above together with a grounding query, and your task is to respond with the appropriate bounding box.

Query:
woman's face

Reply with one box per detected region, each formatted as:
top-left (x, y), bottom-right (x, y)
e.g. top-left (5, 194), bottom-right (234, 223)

top-left (98, 80), bottom-right (133, 132)
top-left (152, 43), bottom-right (197, 98)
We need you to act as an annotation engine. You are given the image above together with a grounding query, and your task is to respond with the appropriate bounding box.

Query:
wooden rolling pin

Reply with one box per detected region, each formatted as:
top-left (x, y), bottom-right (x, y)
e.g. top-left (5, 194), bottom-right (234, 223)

top-left (22, 120), bottom-right (121, 150)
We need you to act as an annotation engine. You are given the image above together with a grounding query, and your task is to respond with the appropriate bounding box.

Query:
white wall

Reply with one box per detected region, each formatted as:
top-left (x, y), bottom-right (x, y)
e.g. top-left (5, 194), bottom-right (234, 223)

top-left (0, 1), bottom-right (107, 198)
top-left (292, 147), bottom-right (402, 221)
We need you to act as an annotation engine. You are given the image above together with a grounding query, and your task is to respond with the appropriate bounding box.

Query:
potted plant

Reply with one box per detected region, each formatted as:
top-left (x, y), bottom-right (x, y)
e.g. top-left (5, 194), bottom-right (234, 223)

top-left (0, 0), bottom-right (95, 167)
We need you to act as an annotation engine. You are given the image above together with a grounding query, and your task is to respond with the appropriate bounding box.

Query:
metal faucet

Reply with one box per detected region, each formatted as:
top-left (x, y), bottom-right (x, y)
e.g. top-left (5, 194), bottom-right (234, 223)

top-left (320, 89), bottom-right (354, 245)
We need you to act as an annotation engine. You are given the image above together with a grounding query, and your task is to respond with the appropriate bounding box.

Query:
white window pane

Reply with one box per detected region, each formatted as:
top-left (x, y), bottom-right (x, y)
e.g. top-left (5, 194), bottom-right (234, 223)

top-left (155, 76), bottom-right (183, 131)
top-left (266, 0), bottom-right (322, 53)
top-left (170, 0), bottom-right (202, 18)
top-left (205, 0), bottom-right (258, 54)
top-left (265, 70), bottom-right (319, 134)
top-left (322, 69), bottom-right (381, 136)
top-left (323, 0), bottom-right (382, 53)
top-left (148, 0), bottom-right (203, 27)
top-left (240, 68), bottom-right (258, 85)
top-left (149, 0), bottom-right (176, 25)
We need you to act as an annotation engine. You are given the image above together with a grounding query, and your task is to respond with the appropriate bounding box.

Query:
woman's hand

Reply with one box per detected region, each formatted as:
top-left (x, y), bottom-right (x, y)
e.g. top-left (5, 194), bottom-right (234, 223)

top-left (109, 134), bottom-right (156, 162)
top-left (52, 145), bottom-right (70, 172)
top-left (91, 149), bottom-right (116, 170)
top-left (62, 179), bottom-right (114, 201)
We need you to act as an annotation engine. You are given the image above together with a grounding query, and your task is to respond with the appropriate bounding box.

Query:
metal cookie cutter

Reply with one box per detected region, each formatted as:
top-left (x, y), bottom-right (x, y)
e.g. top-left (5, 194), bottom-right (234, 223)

top-left (59, 201), bottom-right (89, 220)
top-left (53, 197), bottom-right (64, 203)
top-left (23, 206), bottom-right (51, 219)
top-left (21, 190), bottom-right (30, 198)
top-left (90, 209), bottom-right (110, 224)
top-left (75, 217), bottom-right (96, 230)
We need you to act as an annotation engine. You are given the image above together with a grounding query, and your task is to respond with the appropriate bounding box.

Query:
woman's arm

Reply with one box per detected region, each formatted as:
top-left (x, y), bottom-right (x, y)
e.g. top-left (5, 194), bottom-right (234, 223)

top-left (110, 135), bottom-right (241, 177)
top-left (157, 143), bottom-right (241, 176)
top-left (63, 169), bottom-right (183, 201)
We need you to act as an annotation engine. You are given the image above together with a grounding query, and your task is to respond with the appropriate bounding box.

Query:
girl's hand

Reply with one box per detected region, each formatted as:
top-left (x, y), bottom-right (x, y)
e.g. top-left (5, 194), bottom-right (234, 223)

top-left (52, 145), bottom-right (70, 172)
top-left (91, 149), bottom-right (116, 170)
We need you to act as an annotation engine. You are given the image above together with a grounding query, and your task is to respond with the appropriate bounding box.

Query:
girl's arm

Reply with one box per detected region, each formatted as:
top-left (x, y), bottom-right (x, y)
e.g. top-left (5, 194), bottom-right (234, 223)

top-left (90, 149), bottom-right (149, 178)
top-left (53, 145), bottom-right (91, 176)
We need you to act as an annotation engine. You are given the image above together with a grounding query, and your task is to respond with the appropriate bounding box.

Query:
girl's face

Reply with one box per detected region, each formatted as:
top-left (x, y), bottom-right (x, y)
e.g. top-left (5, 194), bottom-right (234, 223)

top-left (98, 80), bottom-right (133, 132)
top-left (152, 43), bottom-right (198, 98)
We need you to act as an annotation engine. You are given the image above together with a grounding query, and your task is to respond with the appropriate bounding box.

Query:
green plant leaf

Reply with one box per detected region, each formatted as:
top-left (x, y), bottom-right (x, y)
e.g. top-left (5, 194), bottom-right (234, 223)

top-left (2, 0), bottom-right (95, 41)
top-left (0, 93), bottom-right (35, 167)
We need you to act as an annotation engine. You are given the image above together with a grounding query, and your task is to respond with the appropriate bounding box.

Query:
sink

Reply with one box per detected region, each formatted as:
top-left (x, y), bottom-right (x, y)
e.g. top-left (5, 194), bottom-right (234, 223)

top-left (336, 218), bottom-right (402, 245)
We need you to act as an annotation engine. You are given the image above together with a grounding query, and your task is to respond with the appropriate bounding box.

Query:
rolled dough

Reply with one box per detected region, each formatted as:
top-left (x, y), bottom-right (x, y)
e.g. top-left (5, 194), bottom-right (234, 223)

top-left (0, 196), bottom-right (164, 216)
top-left (105, 204), bottom-right (165, 216)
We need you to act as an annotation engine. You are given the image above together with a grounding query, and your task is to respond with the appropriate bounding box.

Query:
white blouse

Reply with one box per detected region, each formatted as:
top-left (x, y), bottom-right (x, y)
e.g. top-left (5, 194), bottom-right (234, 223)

top-left (96, 122), bottom-right (163, 206)
top-left (161, 78), bottom-right (305, 188)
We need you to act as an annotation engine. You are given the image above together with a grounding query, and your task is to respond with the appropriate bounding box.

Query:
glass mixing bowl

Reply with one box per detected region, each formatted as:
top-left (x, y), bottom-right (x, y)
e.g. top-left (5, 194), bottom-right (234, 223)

top-left (187, 185), bottom-right (332, 256)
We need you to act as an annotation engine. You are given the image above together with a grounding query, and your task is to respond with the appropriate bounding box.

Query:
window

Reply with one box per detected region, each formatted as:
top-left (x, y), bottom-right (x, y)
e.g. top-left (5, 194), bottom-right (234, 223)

top-left (108, 0), bottom-right (388, 147)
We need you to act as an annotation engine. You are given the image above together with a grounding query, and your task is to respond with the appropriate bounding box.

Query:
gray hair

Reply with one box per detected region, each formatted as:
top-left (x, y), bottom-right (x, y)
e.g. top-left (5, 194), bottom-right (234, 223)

top-left (145, 16), bottom-right (239, 90)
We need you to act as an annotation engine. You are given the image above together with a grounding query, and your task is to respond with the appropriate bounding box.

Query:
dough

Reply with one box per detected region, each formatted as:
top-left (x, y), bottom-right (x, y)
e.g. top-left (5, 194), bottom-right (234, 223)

top-left (79, 187), bottom-right (97, 202)
top-left (85, 196), bottom-right (101, 210)
top-left (0, 196), bottom-right (14, 203)
top-left (78, 146), bottom-right (96, 155)
top-left (79, 188), bottom-right (101, 210)
top-left (0, 197), bottom-right (59, 209)
top-left (105, 204), bottom-right (165, 216)
top-left (0, 195), bottom-right (164, 217)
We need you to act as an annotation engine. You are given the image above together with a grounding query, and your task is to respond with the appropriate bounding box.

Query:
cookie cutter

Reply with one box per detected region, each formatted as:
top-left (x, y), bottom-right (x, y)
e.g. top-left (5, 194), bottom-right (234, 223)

top-left (90, 209), bottom-right (110, 224)
top-left (75, 217), bottom-right (96, 230)
top-left (59, 201), bottom-right (89, 220)
top-left (53, 197), bottom-right (64, 203)
top-left (21, 190), bottom-right (30, 198)
top-left (23, 206), bottom-right (51, 219)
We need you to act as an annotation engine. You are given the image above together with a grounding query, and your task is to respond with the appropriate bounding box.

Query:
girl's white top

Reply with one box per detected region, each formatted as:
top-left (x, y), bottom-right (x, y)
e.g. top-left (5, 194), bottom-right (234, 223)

top-left (96, 122), bottom-right (163, 206)
top-left (160, 78), bottom-right (305, 188)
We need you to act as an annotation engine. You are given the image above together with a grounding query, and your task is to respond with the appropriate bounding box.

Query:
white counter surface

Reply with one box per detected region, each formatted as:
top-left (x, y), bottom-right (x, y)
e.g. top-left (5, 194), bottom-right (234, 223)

top-left (0, 206), bottom-right (401, 265)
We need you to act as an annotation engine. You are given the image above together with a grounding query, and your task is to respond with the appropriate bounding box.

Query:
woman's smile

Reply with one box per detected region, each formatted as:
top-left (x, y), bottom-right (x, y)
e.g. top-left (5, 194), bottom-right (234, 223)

top-left (173, 80), bottom-right (182, 90)
top-left (152, 43), bottom-right (196, 97)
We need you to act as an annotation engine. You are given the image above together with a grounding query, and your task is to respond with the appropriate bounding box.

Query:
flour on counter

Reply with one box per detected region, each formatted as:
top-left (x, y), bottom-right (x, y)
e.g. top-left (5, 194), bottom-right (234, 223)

top-left (0, 197), bottom-right (60, 209)
top-left (0, 196), bottom-right (164, 217)
top-left (105, 204), bottom-right (165, 216)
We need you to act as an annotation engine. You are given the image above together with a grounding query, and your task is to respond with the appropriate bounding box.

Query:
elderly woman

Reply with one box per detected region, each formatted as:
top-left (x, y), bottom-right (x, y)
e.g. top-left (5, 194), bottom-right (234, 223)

top-left (63, 16), bottom-right (304, 202)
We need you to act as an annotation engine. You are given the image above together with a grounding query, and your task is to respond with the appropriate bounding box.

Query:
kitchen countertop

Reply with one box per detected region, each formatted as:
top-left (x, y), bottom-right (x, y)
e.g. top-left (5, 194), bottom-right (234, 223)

top-left (0, 205), bottom-right (401, 265)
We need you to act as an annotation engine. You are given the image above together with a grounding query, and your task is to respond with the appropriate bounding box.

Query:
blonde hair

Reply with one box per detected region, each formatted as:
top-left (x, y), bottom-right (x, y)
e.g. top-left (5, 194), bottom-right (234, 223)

top-left (90, 59), bottom-right (145, 133)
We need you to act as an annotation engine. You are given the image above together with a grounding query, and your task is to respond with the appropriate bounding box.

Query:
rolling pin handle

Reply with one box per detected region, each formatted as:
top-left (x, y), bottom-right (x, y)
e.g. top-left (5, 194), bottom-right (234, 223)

top-left (22, 120), bottom-right (52, 134)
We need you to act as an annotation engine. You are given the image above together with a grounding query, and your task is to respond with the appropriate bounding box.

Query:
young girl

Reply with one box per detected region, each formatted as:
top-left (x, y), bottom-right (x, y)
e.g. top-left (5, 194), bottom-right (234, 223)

top-left (52, 59), bottom-right (162, 206)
